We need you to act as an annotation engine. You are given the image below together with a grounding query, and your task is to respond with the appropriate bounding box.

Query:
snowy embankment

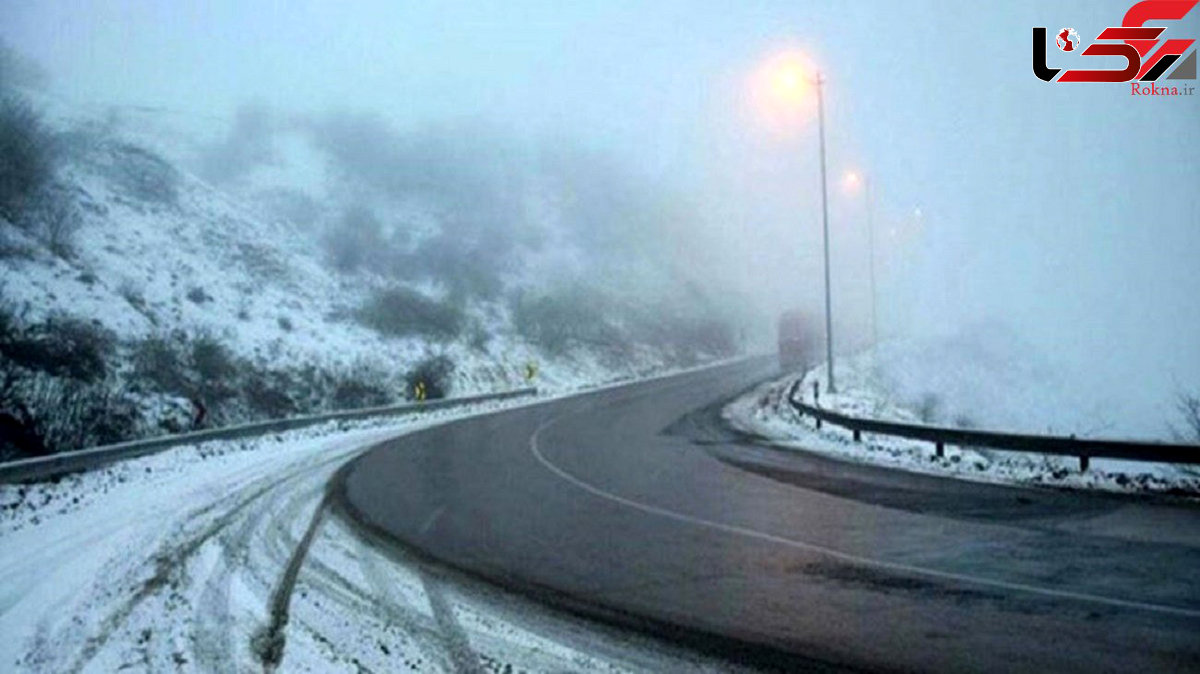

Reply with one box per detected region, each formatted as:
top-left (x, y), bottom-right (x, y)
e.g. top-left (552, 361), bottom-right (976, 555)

top-left (0, 393), bottom-right (744, 674)
top-left (726, 349), bottom-right (1200, 496)
top-left (1, 89), bottom-right (742, 460)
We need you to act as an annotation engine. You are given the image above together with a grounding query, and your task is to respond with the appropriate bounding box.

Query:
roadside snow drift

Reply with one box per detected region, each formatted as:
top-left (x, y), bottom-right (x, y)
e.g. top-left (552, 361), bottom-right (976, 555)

top-left (726, 348), bottom-right (1200, 496)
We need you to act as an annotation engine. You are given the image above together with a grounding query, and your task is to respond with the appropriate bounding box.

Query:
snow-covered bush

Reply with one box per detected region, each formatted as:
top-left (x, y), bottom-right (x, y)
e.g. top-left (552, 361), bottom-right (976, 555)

top-left (0, 311), bottom-right (115, 384)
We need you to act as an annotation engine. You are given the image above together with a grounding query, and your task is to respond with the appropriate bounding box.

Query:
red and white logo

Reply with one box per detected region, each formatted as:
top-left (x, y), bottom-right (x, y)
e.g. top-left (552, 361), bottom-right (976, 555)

top-left (1033, 0), bottom-right (1197, 93)
top-left (1056, 28), bottom-right (1081, 52)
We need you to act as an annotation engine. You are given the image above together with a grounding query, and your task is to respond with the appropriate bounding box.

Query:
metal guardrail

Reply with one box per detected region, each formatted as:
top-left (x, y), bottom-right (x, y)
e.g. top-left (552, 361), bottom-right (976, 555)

top-left (785, 381), bottom-right (1200, 471)
top-left (0, 387), bottom-right (538, 484)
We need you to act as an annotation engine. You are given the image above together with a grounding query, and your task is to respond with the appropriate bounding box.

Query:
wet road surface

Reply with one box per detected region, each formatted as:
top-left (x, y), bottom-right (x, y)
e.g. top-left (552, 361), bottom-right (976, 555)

top-left (340, 359), bottom-right (1200, 672)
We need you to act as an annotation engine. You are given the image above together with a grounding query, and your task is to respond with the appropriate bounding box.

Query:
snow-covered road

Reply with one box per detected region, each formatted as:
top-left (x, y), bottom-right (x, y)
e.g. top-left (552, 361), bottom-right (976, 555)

top-left (0, 401), bottom-right (738, 673)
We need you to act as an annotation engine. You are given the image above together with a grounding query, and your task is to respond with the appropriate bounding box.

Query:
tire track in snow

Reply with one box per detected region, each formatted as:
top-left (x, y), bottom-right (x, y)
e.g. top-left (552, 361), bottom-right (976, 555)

top-left (418, 569), bottom-right (485, 674)
top-left (254, 488), bottom-right (332, 671)
top-left (24, 433), bottom-right (377, 673)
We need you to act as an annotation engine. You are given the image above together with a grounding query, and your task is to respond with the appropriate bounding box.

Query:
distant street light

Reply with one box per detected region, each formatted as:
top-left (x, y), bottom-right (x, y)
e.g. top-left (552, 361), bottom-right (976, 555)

top-left (754, 51), bottom-right (837, 393)
top-left (844, 170), bottom-right (878, 351)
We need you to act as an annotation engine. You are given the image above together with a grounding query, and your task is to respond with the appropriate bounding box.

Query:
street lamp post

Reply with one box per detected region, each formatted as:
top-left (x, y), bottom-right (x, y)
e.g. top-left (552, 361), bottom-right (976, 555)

top-left (815, 72), bottom-right (836, 394)
top-left (864, 175), bottom-right (878, 351)
top-left (754, 52), bottom-right (838, 392)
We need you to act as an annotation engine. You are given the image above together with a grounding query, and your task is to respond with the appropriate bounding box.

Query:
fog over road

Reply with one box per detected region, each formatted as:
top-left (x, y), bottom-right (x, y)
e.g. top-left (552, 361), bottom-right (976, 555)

top-left (342, 358), bottom-right (1200, 673)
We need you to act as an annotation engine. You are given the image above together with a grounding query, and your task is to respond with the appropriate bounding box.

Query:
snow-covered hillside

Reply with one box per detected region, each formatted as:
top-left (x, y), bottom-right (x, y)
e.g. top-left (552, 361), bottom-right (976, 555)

top-left (811, 325), bottom-right (1122, 438)
top-left (801, 324), bottom-right (1200, 441)
top-left (0, 88), bottom-right (741, 458)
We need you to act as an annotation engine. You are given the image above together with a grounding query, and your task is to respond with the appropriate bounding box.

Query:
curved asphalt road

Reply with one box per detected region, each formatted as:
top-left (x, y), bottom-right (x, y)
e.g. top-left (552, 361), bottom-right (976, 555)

top-left (339, 359), bottom-right (1200, 672)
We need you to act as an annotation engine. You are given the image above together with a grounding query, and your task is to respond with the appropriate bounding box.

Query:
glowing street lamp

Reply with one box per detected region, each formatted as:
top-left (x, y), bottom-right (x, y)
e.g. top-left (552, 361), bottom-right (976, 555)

top-left (755, 51), bottom-right (837, 393)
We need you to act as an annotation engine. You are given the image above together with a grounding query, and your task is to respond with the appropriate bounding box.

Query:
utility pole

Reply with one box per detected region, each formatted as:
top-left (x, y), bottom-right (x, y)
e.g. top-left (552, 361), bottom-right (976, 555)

top-left (866, 175), bottom-right (878, 351)
top-left (815, 72), bottom-right (836, 393)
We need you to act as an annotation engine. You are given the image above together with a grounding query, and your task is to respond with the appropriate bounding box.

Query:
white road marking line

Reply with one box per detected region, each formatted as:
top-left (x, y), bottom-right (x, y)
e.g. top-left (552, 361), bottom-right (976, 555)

top-left (529, 410), bottom-right (1200, 619)
top-left (420, 506), bottom-right (447, 536)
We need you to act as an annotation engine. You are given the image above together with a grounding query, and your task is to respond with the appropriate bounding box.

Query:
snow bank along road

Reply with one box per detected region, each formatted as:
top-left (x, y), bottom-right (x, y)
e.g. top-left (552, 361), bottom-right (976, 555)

top-left (344, 358), bottom-right (1200, 673)
top-left (0, 396), bottom-right (764, 673)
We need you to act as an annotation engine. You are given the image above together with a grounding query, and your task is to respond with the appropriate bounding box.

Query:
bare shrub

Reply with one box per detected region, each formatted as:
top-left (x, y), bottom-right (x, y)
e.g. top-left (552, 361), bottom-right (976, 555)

top-left (0, 294), bottom-right (20, 344)
top-left (1175, 391), bottom-right (1200, 443)
top-left (186, 287), bottom-right (211, 304)
top-left (243, 370), bottom-right (297, 419)
top-left (953, 414), bottom-right (977, 430)
top-left (190, 333), bottom-right (239, 403)
top-left (638, 312), bottom-right (736, 366)
top-left (107, 143), bottom-right (179, 206)
top-left (356, 287), bottom-right (463, 340)
top-left (512, 287), bottom-right (622, 355)
top-left (324, 206), bottom-right (386, 272)
top-left (0, 93), bottom-right (56, 223)
top-left (514, 287), bottom-right (736, 364)
top-left (0, 313), bottom-right (114, 383)
top-left (118, 279), bottom-right (152, 319)
top-left (405, 233), bottom-right (504, 300)
top-left (133, 331), bottom-right (236, 393)
top-left (34, 188), bottom-right (80, 258)
top-left (0, 363), bottom-right (45, 459)
top-left (916, 393), bottom-right (942, 424)
top-left (29, 376), bottom-right (139, 451)
top-left (132, 333), bottom-right (188, 395)
top-left (235, 242), bottom-right (290, 282)
top-left (405, 354), bottom-right (454, 400)
top-left (0, 226), bottom-right (36, 260)
top-left (0, 366), bottom-right (138, 456)
top-left (330, 362), bottom-right (394, 409)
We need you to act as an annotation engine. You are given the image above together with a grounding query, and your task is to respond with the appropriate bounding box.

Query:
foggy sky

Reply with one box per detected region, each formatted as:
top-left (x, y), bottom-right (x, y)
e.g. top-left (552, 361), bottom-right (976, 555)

top-left (3, 0), bottom-right (1199, 430)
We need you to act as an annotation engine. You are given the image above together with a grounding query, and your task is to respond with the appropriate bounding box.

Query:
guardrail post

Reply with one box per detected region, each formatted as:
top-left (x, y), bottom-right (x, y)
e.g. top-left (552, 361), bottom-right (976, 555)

top-left (1079, 454), bottom-right (1089, 472)
top-left (816, 417), bottom-right (822, 430)
top-left (935, 441), bottom-right (944, 458)
top-left (853, 429), bottom-right (861, 442)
